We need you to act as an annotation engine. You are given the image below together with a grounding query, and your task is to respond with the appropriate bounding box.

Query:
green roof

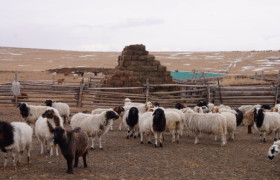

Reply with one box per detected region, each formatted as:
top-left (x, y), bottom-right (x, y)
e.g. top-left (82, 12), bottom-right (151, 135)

top-left (171, 71), bottom-right (226, 80)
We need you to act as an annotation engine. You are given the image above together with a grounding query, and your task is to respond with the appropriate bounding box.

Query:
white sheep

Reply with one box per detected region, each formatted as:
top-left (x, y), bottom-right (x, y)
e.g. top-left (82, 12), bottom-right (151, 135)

top-left (184, 110), bottom-right (227, 146)
top-left (35, 109), bottom-right (64, 156)
top-left (0, 120), bottom-right (33, 170)
top-left (139, 112), bottom-right (154, 144)
top-left (45, 100), bottom-right (70, 124)
top-left (71, 110), bottom-right (119, 150)
top-left (162, 108), bottom-right (184, 143)
top-left (254, 108), bottom-right (280, 143)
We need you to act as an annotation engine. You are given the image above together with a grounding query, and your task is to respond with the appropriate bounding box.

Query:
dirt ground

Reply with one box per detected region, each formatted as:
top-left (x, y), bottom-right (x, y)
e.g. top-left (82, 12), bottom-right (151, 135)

top-left (0, 107), bottom-right (279, 179)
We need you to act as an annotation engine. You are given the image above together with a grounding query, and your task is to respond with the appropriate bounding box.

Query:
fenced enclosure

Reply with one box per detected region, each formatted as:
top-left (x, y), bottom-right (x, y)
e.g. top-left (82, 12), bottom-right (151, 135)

top-left (0, 77), bottom-right (279, 108)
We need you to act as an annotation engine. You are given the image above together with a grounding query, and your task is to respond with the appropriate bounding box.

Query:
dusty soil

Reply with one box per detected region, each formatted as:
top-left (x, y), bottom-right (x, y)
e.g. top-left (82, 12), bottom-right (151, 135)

top-left (0, 107), bottom-right (279, 179)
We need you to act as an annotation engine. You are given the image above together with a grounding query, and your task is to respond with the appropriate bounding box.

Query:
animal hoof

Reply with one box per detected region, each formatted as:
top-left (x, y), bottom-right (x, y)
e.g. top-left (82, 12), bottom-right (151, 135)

top-left (99, 147), bottom-right (103, 150)
top-left (177, 141), bottom-right (179, 144)
top-left (13, 166), bottom-right (17, 170)
top-left (126, 136), bottom-right (129, 139)
top-left (148, 141), bottom-right (152, 144)
top-left (90, 147), bottom-right (95, 151)
top-left (84, 165), bottom-right (88, 168)
top-left (154, 144), bottom-right (158, 147)
top-left (159, 143), bottom-right (163, 147)
top-left (141, 141), bottom-right (144, 144)
top-left (130, 134), bottom-right (133, 137)
top-left (67, 170), bottom-right (73, 174)
top-left (134, 136), bottom-right (136, 139)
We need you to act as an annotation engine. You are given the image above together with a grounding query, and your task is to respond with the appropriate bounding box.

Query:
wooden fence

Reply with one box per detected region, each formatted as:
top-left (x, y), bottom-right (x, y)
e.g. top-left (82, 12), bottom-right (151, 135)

top-left (0, 80), bottom-right (279, 109)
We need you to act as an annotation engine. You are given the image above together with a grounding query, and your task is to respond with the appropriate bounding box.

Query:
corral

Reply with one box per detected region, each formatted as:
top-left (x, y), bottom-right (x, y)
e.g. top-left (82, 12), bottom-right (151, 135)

top-left (0, 107), bottom-right (279, 179)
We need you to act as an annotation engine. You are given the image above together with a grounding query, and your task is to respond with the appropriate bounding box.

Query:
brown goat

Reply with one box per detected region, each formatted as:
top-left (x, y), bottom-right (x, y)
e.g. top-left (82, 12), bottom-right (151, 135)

top-left (64, 72), bottom-right (70, 76)
top-left (57, 78), bottom-right (65, 85)
top-left (52, 127), bottom-right (88, 174)
top-left (243, 109), bottom-right (254, 134)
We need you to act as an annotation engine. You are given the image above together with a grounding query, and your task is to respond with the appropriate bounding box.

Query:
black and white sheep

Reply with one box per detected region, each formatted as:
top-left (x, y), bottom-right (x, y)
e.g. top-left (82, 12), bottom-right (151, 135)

top-left (70, 111), bottom-right (119, 150)
top-left (91, 106), bottom-right (125, 131)
top-left (196, 100), bottom-right (214, 111)
top-left (17, 102), bottom-right (54, 125)
top-left (139, 109), bottom-right (166, 147)
top-left (35, 109), bottom-right (64, 156)
top-left (45, 100), bottom-right (70, 124)
top-left (253, 108), bottom-right (280, 143)
top-left (52, 126), bottom-right (88, 174)
top-left (0, 120), bottom-right (33, 169)
top-left (268, 140), bottom-right (280, 160)
top-left (123, 107), bottom-right (139, 139)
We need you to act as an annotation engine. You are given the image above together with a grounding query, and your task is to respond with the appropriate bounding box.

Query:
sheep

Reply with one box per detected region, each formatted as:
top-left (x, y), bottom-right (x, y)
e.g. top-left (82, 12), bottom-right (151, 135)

top-left (91, 106), bottom-right (125, 131)
top-left (71, 111), bottom-right (119, 150)
top-left (72, 73), bottom-right (78, 80)
top-left (175, 103), bottom-right (186, 110)
top-left (238, 104), bottom-right (263, 134)
top-left (123, 107), bottom-right (139, 139)
top-left (139, 112), bottom-right (154, 145)
top-left (162, 108), bottom-right (184, 143)
top-left (193, 106), bottom-right (204, 113)
top-left (253, 108), bottom-right (280, 143)
top-left (119, 101), bottom-right (153, 130)
top-left (184, 110), bottom-right (227, 146)
top-left (57, 78), bottom-right (65, 85)
top-left (0, 120), bottom-right (32, 170)
top-left (35, 109), bottom-right (64, 156)
top-left (17, 102), bottom-right (54, 125)
top-left (196, 100), bottom-right (214, 111)
top-left (268, 140), bottom-right (280, 160)
top-left (139, 109), bottom-right (167, 147)
top-left (45, 100), bottom-right (70, 124)
top-left (52, 126), bottom-right (88, 174)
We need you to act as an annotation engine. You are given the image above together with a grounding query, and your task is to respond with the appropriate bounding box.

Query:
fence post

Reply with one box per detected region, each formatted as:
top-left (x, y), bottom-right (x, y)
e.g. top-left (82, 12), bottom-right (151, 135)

top-left (207, 84), bottom-right (211, 103)
top-left (145, 78), bottom-right (149, 102)
top-left (254, 72), bottom-right (257, 80)
top-left (217, 75), bottom-right (223, 104)
top-left (78, 78), bottom-right (84, 107)
top-left (275, 85), bottom-right (279, 105)
top-left (181, 86), bottom-right (186, 100)
top-left (261, 71), bottom-right (264, 80)
top-left (12, 72), bottom-right (20, 105)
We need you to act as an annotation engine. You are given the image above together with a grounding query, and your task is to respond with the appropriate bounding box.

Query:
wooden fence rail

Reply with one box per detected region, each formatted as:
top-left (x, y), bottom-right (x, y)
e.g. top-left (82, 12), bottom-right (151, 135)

top-left (0, 80), bottom-right (279, 108)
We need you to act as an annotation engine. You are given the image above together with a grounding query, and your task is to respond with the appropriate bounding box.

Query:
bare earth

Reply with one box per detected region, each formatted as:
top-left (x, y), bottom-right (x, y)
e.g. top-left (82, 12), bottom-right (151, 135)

top-left (0, 107), bottom-right (279, 179)
top-left (1, 47), bottom-right (280, 179)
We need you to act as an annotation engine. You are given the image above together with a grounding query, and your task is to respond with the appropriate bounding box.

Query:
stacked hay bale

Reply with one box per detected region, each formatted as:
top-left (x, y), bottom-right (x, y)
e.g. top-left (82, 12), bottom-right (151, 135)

top-left (101, 44), bottom-right (175, 94)
top-left (116, 44), bottom-right (174, 84)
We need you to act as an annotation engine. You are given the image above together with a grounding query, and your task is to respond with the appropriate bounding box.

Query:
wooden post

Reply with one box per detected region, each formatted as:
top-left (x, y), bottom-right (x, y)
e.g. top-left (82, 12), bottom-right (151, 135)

top-left (191, 70), bottom-right (195, 83)
top-left (275, 85), bottom-right (279, 105)
top-left (145, 78), bottom-right (149, 102)
top-left (207, 84), bottom-right (211, 103)
top-left (217, 75), bottom-right (223, 104)
top-left (261, 71), bottom-right (264, 80)
top-left (78, 78), bottom-right (84, 107)
top-left (181, 86), bottom-right (186, 100)
top-left (14, 72), bottom-right (18, 105)
top-left (277, 70), bottom-right (280, 84)
top-left (254, 72), bottom-right (257, 80)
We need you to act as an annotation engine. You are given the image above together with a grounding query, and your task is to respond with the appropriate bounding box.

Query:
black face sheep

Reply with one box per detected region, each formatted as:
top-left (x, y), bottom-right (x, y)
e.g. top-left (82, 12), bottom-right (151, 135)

top-left (152, 108), bottom-right (166, 147)
top-left (268, 140), bottom-right (280, 160)
top-left (0, 120), bottom-right (33, 170)
top-left (125, 107), bottom-right (139, 139)
top-left (52, 126), bottom-right (88, 174)
top-left (45, 100), bottom-right (70, 124)
top-left (254, 108), bottom-right (280, 143)
top-left (17, 102), bottom-right (55, 125)
top-left (175, 103), bottom-right (186, 110)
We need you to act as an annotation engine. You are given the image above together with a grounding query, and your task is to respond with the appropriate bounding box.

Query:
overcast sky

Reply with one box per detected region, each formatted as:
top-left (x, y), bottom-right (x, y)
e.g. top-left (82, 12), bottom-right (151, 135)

top-left (0, 0), bottom-right (279, 51)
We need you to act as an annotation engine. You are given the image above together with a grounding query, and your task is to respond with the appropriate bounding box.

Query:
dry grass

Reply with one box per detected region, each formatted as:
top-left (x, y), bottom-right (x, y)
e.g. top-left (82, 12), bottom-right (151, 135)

top-left (219, 76), bottom-right (271, 86)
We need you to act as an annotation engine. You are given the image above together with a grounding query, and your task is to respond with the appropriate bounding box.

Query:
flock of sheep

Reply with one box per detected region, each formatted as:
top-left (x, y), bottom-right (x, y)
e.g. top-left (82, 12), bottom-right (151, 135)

top-left (1, 98), bottom-right (280, 174)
